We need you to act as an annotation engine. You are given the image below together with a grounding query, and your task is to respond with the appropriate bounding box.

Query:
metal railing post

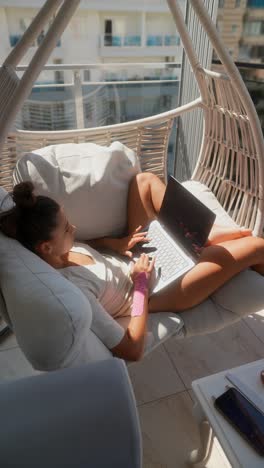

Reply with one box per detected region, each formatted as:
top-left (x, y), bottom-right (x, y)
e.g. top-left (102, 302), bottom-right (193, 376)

top-left (73, 70), bottom-right (85, 129)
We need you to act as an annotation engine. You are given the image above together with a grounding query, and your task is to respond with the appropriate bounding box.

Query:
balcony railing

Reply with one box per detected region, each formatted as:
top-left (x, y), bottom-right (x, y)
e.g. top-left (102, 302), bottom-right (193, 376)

top-left (15, 62), bottom-right (181, 173)
top-left (9, 34), bottom-right (61, 48)
top-left (247, 0), bottom-right (264, 7)
top-left (103, 35), bottom-right (141, 47)
top-left (147, 35), bottom-right (180, 46)
top-left (101, 34), bottom-right (180, 48)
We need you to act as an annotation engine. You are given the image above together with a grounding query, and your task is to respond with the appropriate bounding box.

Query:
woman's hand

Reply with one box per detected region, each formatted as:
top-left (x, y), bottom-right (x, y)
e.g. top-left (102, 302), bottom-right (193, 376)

top-left (87, 225), bottom-right (149, 257)
top-left (112, 225), bottom-right (150, 258)
top-left (131, 253), bottom-right (155, 281)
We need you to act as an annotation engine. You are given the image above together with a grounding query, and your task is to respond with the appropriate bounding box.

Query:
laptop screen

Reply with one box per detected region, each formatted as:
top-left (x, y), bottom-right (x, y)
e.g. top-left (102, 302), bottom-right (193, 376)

top-left (158, 176), bottom-right (216, 257)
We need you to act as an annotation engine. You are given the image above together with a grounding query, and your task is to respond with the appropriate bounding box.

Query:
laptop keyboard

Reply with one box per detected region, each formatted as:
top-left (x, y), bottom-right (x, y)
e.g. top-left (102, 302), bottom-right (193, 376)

top-left (146, 222), bottom-right (189, 282)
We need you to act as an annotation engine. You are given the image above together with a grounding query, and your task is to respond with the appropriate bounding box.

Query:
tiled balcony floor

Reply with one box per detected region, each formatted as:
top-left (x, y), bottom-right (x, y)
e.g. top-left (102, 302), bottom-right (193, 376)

top-left (1, 312), bottom-right (264, 467)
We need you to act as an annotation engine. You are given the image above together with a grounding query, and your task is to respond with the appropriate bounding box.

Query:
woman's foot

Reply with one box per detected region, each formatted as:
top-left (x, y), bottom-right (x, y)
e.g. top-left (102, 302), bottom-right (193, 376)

top-left (206, 225), bottom-right (252, 246)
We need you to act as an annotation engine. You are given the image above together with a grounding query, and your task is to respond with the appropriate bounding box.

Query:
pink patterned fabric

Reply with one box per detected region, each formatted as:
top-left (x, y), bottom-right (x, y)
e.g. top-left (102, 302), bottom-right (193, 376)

top-left (131, 272), bottom-right (148, 317)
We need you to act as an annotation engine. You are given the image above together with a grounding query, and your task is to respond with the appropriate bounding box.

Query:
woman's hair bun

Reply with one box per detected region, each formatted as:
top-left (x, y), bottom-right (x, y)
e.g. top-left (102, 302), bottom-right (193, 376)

top-left (13, 181), bottom-right (36, 210)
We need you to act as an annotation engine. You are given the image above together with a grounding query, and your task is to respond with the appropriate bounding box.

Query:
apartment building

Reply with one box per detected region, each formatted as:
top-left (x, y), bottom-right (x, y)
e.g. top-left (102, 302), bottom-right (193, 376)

top-left (0, 0), bottom-right (185, 130)
top-left (241, 0), bottom-right (264, 79)
top-left (216, 0), bottom-right (247, 60)
top-left (0, 0), bottom-right (183, 81)
top-left (216, 0), bottom-right (264, 76)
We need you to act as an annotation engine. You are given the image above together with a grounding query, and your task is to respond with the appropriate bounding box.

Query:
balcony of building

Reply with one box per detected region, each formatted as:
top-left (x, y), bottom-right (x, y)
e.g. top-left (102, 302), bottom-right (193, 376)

top-left (247, 0), bottom-right (264, 9)
top-left (9, 34), bottom-right (61, 48)
top-left (241, 22), bottom-right (264, 50)
top-left (101, 33), bottom-right (180, 47)
top-left (98, 9), bottom-right (180, 57)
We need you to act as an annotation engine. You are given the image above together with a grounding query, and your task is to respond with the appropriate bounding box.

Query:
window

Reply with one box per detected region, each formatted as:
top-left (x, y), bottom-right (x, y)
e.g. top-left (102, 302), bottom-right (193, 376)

top-left (235, 0), bottom-right (240, 7)
top-left (247, 0), bottom-right (264, 7)
top-left (244, 21), bottom-right (264, 35)
top-left (84, 70), bottom-right (91, 82)
top-left (231, 24), bottom-right (238, 32)
top-left (251, 45), bottom-right (264, 59)
top-left (218, 0), bottom-right (225, 8)
top-left (53, 59), bottom-right (64, 83)
top-left (104, 19), bottom-right (113, 46)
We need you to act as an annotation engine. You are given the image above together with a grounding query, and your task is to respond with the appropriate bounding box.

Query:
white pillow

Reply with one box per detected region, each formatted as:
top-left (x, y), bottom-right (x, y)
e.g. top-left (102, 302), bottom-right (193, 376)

top-left (13, 141), bottom-right (141, 240)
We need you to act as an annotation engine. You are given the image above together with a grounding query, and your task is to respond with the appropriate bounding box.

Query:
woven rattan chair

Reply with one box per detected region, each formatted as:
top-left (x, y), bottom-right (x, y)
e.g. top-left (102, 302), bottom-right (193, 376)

top-left (0, 0), bottom-right (264, 358)
top-left (0, 0), bottom-right (263, 235)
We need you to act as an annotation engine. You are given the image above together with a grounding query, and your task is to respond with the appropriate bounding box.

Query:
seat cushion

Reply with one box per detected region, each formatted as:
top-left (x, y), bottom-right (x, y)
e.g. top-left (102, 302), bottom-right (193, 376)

top-left (181, 268), bottom-right (264, 337)
top-left (182, 180), bottom-right (239, 227)
top-left (179, 180), bottom-right (264, 336)
top-left (13, 141), bottom-right (141, 240)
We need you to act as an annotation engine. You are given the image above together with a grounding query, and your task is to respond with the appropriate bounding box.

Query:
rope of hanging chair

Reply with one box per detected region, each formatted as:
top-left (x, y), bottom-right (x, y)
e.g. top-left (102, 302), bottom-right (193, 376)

top-left (5, 0), bottom-right (64, 68)
top-left (0, 0), bottom-right (81, 156)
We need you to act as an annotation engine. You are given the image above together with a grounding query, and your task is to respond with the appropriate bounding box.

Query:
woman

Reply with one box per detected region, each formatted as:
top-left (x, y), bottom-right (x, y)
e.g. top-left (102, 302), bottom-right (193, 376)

top-left (1, 174), bottom-right (263, 361)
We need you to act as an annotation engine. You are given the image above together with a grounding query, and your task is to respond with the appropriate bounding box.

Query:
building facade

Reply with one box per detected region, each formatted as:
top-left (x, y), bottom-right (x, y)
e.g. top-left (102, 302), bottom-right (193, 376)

top-left (216, 0), bottom-right (264, 78)
top-left (0, 0), bottom-right (184, 82)
top-left (0, 0), bottom-right (186, 132)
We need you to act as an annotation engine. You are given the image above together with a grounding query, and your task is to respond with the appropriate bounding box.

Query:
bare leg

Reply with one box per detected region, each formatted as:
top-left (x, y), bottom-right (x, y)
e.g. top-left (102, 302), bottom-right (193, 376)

top-left (207, 224), bottom-right (252, 246)
top-left (127, 173), bottom-right (264, 312)
top-left (127, 172), bottom-right (166, 232)
top-left (127, 173), bottom-right (252, 244)
top-left (149, 236), bottom-right (264, 313)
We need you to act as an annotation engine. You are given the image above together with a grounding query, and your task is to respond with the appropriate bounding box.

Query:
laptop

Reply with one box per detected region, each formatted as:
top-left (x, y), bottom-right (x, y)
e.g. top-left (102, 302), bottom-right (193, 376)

top-left (133, 175), bottom-right (216, 294)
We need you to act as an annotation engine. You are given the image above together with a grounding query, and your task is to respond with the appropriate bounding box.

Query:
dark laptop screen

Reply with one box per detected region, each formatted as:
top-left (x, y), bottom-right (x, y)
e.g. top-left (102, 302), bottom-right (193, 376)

top-left (159, 176), bottom-right (216, 257)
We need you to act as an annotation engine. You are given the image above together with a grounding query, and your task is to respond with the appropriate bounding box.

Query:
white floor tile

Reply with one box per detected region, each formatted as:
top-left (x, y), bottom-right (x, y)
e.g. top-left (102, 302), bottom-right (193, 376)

top-left (164, 321), bottom-right (264, 389)
top-left (139, 391), bottom-right (200, 468)
top-left (243, 312), bottom-right (264, 344)
top-left (128, 345), bottom-right (185, 405)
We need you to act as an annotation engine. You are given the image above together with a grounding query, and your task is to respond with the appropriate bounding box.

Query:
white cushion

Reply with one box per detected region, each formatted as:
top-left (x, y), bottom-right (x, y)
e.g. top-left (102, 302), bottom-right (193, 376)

top-left (182, 180), bottom-right (239, 227)
top-left (0, 229), bottom-right (111, 370)
top-left (13, 141), bottom-right (141, 240)
top-left (180, 269), bottom-right (264, 337)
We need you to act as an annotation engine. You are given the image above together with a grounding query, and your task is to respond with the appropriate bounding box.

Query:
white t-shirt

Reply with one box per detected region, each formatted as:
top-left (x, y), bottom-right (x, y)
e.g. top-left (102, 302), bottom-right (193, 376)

top-left (59, 243), bottom-right (133, 349)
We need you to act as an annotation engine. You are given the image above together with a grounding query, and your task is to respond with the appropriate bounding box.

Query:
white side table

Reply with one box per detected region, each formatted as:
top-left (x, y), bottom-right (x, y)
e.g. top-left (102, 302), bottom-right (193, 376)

top-left (191, 359), bottom-right (264, 468)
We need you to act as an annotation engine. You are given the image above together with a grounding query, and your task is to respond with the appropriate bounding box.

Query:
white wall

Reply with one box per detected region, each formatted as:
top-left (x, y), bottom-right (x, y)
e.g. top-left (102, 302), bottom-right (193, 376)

top-left (99, 12), bottom-right (141, 36)
top-left (0, 8), bottom-right (11, 63)
top-left (6, 7), bottom-right (36, 36)
top-left (146, 13), bottom-right (176, 35)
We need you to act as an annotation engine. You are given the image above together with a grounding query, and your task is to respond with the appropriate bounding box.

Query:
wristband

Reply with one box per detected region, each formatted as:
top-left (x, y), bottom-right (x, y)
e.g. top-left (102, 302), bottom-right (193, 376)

top-left (131, 272), bottom-right (148, 317)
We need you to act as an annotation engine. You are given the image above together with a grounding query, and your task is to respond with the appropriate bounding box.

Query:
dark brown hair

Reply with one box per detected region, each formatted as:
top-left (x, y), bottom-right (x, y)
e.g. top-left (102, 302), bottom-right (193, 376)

top-left (0, 181), bottom-right (60, 252)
